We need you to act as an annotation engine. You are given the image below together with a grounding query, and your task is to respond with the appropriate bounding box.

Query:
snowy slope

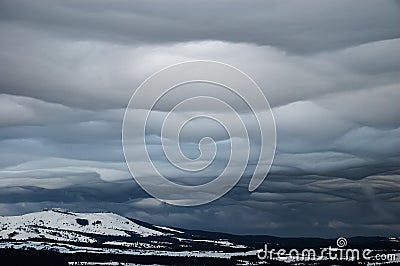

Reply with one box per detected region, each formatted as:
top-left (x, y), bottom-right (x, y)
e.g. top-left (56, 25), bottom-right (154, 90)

top-left (0, 209), bottom-right (252, 251)
top-left (0, 209), bottom-right (164, 243)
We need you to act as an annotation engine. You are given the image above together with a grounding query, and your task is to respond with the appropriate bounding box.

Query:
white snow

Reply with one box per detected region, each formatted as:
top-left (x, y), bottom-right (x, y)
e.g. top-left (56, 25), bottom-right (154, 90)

top-left (174, 237), bottom-right (247, 248)
top-left (0, 209), bottom-right (164, 243)
top-left (153, 225), bottom-right (184, 234)
top-left (192, 239), bottom-right (248, 248)
top-left (0, 240), bottom-right (258, 258)
top-left (103, 241), bottom-right (165, 249)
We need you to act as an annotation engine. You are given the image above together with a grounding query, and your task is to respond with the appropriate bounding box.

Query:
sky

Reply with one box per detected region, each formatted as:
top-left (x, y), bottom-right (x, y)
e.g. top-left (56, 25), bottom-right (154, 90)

top-left (0, 0), bottom-right (399, 237)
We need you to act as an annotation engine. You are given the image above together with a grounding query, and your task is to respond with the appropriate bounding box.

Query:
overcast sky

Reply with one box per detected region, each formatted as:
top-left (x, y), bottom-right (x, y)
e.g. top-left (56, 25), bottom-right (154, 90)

top-left (0, 0), bottom-right (399, 237)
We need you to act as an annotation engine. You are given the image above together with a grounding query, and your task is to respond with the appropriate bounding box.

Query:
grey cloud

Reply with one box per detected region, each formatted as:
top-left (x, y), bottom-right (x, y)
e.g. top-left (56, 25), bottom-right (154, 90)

top-left (0, 0), bottom-right (399, 237)
top-left (0, 30), bottom-right (398, 110)
top-left (0, 0), bottom-right (398, 54)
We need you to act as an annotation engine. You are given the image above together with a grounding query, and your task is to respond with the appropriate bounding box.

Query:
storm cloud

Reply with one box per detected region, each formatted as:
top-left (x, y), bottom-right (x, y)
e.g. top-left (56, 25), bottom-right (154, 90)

top-left (0, 0), bottom-right (399, 237)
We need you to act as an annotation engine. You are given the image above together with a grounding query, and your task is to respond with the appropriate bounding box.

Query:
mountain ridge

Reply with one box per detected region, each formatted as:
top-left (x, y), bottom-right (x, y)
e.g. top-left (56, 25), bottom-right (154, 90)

top-left (0, 209), bottom-right (399, 265)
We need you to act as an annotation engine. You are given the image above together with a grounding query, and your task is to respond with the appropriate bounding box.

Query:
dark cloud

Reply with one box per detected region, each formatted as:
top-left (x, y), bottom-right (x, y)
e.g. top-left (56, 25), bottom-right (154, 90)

top-left (0, 0), bottom-right (399, 54)
top-left (0, 0), bottom-right (399, 237)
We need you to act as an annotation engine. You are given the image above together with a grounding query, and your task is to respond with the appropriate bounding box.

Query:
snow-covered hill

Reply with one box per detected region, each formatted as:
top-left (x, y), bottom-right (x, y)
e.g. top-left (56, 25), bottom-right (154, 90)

top-left (0, 209), bottom-right (164, 243)
top-left (0, 210), bottom-right (398, 265)
top-left (0, 209), bottom-right (251, 253)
